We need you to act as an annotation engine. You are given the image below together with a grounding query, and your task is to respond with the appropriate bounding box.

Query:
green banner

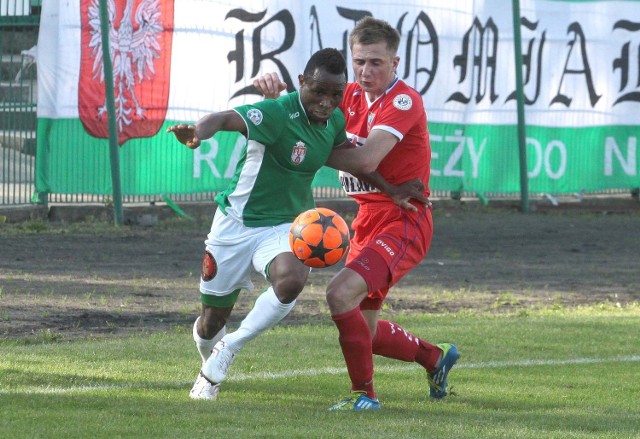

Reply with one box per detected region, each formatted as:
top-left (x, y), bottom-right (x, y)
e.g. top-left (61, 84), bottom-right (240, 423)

top-left (35, 0), bottom-right (640, 197)
top-left (429, 123), bottom-right (639, 194)
top-left (36, 119), bottom-right (342, 195)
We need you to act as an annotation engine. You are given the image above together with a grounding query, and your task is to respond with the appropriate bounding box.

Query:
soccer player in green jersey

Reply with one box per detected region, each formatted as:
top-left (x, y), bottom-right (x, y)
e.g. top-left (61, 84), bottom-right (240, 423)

top-left (167, 48), bottom-right (426, 400)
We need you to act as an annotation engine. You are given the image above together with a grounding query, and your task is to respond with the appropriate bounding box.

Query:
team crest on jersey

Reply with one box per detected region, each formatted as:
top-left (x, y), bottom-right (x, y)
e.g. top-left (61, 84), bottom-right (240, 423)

top-left (367, 112), bottom-right (375, 132)
top-left (247, 109), bottom-right (263, 125)
top-left (393, 94), bottom-right (413, 110)
top-left (291, 141), bottom-right (307, 165)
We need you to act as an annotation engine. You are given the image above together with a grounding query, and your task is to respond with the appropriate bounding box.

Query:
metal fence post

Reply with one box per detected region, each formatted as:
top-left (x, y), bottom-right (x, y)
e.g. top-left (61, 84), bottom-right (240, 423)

top-left (98, 0), bottom-right (123, 225)
top-left (511, 0), bottom-right (529, 213)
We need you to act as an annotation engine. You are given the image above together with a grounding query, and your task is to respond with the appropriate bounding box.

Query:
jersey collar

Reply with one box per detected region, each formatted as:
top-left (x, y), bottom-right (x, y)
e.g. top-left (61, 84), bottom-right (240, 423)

top-left (365, 74), bottom-right (399, 107)
top-left (296, 92), bottom-right (329, 128)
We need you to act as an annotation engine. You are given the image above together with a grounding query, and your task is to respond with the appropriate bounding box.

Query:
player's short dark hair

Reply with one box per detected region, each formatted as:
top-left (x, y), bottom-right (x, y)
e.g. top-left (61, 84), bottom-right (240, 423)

top-left (303, 48), bottom-right (346, 79)
top-left (349, 16), bottom-right (400, 55)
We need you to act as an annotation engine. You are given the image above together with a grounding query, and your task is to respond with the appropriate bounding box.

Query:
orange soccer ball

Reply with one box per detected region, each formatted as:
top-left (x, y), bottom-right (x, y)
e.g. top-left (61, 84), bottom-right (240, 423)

top-left (289, 208), bottom-right (350, 268)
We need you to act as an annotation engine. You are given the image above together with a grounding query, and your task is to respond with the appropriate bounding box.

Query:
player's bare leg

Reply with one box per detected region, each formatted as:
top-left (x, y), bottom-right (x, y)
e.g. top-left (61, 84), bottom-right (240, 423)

top-left (192, 305), bottom-right (231, 362)
top-left (190, 304), bottom-right (233, 400)
top-left (201, 254), bottom-right (309, 389)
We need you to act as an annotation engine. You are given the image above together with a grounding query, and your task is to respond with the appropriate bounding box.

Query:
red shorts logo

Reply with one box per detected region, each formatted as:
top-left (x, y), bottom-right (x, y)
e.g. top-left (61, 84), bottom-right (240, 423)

top-left (79, 0), bottom-right (174, 145)
top-left (201, 251), bottom-right (217, 282)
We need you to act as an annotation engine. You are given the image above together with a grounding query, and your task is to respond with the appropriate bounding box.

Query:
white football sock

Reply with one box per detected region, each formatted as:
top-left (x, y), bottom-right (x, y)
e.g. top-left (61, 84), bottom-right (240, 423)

top-left (193, 316), bottom-right (226, 365)
top-left (223, 287), bottom-right (295, 353)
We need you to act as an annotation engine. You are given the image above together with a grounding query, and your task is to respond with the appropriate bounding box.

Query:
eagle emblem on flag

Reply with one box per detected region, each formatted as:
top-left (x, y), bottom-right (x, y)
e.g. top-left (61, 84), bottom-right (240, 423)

top-left (79, 0), bottom-right (174, 145)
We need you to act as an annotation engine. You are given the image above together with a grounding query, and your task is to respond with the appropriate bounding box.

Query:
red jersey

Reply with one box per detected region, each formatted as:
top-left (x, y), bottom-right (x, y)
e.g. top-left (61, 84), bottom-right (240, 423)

top-left (338, 78), bottom-right (431, 204)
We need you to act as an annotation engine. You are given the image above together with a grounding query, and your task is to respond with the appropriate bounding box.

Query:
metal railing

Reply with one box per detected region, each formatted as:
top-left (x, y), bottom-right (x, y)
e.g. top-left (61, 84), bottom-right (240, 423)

top-left (1, 3), bottom-right (635, 211)
top-left (0, 3), bottom-right (39, 206)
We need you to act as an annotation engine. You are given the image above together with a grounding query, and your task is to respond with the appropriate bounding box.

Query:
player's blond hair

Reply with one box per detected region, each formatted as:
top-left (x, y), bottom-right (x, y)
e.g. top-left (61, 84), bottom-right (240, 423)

top-left (349, 16), bottom-right (400, 55)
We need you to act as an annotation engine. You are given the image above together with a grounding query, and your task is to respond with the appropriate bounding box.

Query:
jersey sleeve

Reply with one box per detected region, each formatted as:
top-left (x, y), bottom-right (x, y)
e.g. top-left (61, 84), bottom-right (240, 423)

top-left (234, 99), bottom-right (286, 145)
top-left (372, 91), bottom-right (424, 141)
top-left (332, 110), bottom-right (347, 147)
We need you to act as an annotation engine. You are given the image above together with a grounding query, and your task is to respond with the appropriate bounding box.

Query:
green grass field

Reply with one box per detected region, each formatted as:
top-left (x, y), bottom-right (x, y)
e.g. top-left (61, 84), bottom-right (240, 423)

top-left (1, 305), bottom-right (639, 438)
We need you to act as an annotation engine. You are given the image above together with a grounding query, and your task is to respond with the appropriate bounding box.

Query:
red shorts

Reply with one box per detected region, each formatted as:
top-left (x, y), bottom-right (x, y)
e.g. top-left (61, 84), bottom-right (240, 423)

top-left (345, 201), bottom-right (433, 310)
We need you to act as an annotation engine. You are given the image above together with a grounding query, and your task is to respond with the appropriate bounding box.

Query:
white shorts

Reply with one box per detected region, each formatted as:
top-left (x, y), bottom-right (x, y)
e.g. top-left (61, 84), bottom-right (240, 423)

top-left (199, 209), bottom-right (292, 297)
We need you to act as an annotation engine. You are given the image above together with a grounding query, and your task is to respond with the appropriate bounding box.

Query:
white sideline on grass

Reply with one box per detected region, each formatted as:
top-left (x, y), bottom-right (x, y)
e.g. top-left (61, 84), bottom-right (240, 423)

top-left (2, 355), bottom-right (639, 395)
top-left (230, 355), bottom-right (640, 381)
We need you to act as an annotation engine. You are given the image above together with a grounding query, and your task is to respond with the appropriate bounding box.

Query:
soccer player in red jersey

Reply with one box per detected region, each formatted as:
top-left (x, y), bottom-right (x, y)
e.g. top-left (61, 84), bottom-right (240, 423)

top-left (324, 17), bottom-right (459, 411)
top-left (255, 16), bottom-right (459, 411)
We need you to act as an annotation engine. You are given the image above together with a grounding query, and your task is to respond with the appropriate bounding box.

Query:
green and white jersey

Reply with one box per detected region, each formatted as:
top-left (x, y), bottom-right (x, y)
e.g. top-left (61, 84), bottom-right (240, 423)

top-left (214, 91), bottom-right (347, 227)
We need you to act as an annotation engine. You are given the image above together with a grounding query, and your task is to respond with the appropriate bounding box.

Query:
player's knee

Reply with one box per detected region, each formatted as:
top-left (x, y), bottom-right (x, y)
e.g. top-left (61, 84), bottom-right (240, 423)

top-left (271, 261), bottom-right (309, 303)
top-left (272, 276), bottom-right (305, 303)
top-left (326, 277), bottom-right (354, 311)
top-left (325, 281), bottom-right (345, 307)
top-left (326, 270), bottom-right (368, 313)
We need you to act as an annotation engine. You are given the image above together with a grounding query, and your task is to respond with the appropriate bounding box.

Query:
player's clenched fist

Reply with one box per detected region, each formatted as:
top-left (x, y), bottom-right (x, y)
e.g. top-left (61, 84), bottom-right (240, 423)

top-left (253, 72), bottom-right (287, 99)
top-left (167, 124), bottom-right (201, 149)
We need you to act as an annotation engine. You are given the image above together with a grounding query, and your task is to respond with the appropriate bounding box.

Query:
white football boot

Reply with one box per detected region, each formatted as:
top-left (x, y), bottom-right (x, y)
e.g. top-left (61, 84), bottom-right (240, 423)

top-left (201, 340), bottom-right (236, 384)
top-left (189, 372), bottom-right (221, 400)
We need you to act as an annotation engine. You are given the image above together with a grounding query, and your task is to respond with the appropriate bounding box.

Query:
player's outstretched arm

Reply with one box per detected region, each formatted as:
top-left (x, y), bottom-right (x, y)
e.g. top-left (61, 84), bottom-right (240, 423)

top-left (253, 72), bottom-right (287, 99)
top-left (357, 173), bottom-right (430, 212)
top-left (326, 140), bottom-right (429, 211)
top-left (167, 110), bottom-right (247, 149)
top-left (166, 124), bottom-right (200, 149)
top-left (326, 130), bottom-right (397, 175)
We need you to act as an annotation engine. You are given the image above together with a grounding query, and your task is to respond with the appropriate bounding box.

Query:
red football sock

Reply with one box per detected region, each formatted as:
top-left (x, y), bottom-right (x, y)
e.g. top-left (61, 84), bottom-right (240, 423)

top-left (372, 320), bottom-right (442, 372)
top-left (331, 308), bottom-right (376, 399)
